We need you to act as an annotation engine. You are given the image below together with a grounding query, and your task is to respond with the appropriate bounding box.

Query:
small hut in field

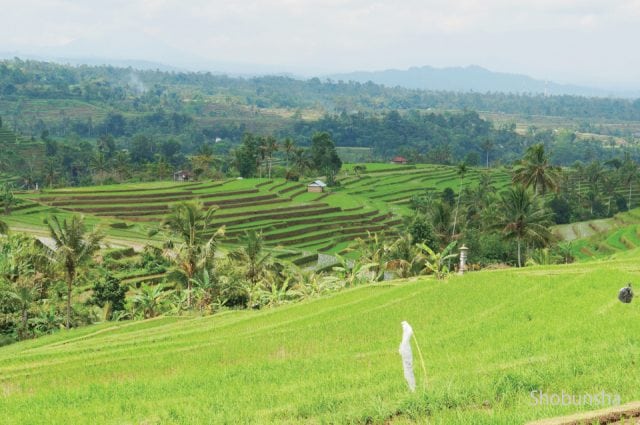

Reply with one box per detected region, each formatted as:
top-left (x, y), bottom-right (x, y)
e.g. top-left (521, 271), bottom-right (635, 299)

top-left (391, 156), bottom-right (408, 165)
top-left (173, 170), bottom-right (192, 182)
top-left (307, 180), bottom-right (327, 193)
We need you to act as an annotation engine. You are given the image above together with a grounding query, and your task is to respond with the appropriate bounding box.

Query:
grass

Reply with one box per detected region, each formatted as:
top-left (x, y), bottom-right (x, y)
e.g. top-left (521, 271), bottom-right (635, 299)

top-left (2, 257), bottom-right (640, 423)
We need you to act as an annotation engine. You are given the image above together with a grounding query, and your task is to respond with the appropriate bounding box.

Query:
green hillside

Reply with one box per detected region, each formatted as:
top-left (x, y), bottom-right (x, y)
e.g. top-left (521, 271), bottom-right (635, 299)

top-left (1, 258), bottom-right (639, 424)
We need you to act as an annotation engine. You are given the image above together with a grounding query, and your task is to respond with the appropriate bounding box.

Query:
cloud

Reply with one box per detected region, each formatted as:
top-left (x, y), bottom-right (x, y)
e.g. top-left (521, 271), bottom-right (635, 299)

top-left (0, 0), bottom-right (638, 85)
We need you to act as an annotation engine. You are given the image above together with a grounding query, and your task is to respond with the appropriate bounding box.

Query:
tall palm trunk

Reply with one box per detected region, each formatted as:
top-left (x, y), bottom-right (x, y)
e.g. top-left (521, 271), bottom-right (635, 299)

top-left (20, 307), bottom-right (28, 339)
top-left (629, 181), bottom-right (633, 210)
top-left (517, 239), bottom-right (522, 268)
top-left (451, 179), bottom-right (464, 238)
top-left (66, 272), bottom-right (74, 329)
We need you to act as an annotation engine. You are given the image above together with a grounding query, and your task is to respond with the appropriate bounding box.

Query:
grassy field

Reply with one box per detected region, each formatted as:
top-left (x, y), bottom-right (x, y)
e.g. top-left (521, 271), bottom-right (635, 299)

top-left (1, 257), bottom-right (639, 424)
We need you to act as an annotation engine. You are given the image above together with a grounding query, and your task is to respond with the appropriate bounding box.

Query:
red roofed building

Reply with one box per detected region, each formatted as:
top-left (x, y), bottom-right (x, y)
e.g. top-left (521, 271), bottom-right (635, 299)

top-left (391, 156), bottom-right (408, 165)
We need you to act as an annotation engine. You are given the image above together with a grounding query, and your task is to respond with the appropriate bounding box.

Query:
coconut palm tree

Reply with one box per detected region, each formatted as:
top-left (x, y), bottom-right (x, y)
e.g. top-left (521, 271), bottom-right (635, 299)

top-left (257, 136), bottom-right (268, 178)
top-left (44, 158), bottom-right (59, 189)
top-left (493, 185), bottom-right (553, 267)
top-left (481, 139), bottom-right (493, 168)
top-left (586, 160), bottom-right (605, 192)
top-left (571, 161), bottom-right (585, 203)
top-left (1, 284), bottom-right (35, 339)
top-left (45, 214), bottom-right (104, 329)
top-left (191, 145), bottom-right (215, 179)
top-left (451, 162), bottom-right (467, 239)
top-left (282, 137), bottom-right (295, 170)
top-left (229, 230), bottom-right (271, 286)
top-left (512, 143), bottom-right (560, 195)
top-left (114, 150), bottom-right (131, 181)
top-left (265, 136), bottom-right (278, 179)
top-left (89, 151), bottom-right (110, 185)
top-left (156, 201), bottom-right (224, 308)
top-left (292, 148), bottom-right (311, 178)
top-left (622, 158), bottom-right (639, 210)
top-left (600, 172), bottom-right (619, 215)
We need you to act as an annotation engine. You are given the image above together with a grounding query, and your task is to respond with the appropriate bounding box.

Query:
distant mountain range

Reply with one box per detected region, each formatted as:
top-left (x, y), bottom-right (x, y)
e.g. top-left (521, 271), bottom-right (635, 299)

top-left (329, 65), bottom-right (636, 98)
top-left (2, 45), bottom-right (637, 98)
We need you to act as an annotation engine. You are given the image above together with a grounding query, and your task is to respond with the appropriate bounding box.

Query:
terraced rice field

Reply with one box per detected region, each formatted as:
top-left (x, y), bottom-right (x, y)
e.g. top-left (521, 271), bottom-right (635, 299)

top-left (7, 164), bottom-right (510, 261)
top-left (339, 164), bottom-right (511, 214)
top-left (553, 210), bottom-right (640, 260)
top-left (9, 177), bottom-right (391, 259)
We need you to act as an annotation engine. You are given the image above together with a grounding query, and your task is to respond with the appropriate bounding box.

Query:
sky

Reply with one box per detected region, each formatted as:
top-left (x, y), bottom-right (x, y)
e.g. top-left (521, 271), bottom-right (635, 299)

top-left (1, 0), bottom-right (639, 88)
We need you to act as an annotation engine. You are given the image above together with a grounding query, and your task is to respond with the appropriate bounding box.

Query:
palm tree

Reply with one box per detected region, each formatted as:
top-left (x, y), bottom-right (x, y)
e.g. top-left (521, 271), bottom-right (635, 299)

top-left (622, 158), bottom-right (639, 210)
top-left (493, 185), bottom-right (553, 267)
top-left (265, 136), bottom-right (278, 179)
top-left (481, 139), bottom-right (493, 168)
top-left (191, 145), bottom-right (215, 179)
top-left (89, 151), bottom-right (110, 185)
top-left (114, 150), bottom-right (131, 181)
top-left (292, 148), bottom-right (311, 177)
top-left (282, 138), bottom-right (295, 170)
top-left (44, 158), bottom-right (59, 189)
top-left (431, 201), bottom-right (453, 248)
top-left (586, 160), bottom-right (605, 192)
top-left (45, 214), bottom-right (104, 329)
top-left (451, 162), bottom-right (467, 239)
top-left (257, 136), bottom-right (268, 178)
top-left (157, 201), bottom-right (224, 308)
top-left (512, 143), bottom-right (560, 195)
top-left (572, 161), bottom-right (585, 203)
top-left (600, 173), bottom-right (619, 215)
top-left (229, 230), bottom-right (271, 286)
top-left (1, 284), bottom-right (35, 339)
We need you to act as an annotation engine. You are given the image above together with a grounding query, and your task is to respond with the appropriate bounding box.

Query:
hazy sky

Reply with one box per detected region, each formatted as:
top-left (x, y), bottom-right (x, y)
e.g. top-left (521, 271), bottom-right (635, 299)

top-left (2, 0), bottom-right (639, 86)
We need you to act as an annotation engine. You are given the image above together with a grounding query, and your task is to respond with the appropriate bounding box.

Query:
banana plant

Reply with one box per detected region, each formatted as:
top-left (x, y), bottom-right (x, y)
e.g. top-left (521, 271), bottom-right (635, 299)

top-left (132, 283), bottom-right (172, 319)
top-left (331, 254), bottom-right (378, 287)
top-left (415, 241), bottom-right (458, 280)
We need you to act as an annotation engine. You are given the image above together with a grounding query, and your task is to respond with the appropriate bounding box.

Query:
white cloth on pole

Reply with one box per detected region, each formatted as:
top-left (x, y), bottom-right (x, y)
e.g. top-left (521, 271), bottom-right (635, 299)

top-left (399, 321), bottom-right (416, 391)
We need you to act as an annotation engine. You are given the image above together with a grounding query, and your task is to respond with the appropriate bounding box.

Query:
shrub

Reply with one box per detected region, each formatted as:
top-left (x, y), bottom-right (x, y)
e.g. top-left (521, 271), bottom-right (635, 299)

top-left (91, 273), bottom-right (127, 319)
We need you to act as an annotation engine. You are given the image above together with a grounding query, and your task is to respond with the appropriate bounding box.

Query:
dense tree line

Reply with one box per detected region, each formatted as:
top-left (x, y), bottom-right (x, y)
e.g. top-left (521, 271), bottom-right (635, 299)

top-left (3, 58), bottom-right (640, 183)
top-left (2, 59), bottom-right (640, 128)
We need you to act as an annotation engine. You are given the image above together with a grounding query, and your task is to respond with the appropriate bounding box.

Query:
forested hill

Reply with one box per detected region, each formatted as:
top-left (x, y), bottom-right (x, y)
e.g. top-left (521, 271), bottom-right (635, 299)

top-left (1, 58), bottom-right (640, 124)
